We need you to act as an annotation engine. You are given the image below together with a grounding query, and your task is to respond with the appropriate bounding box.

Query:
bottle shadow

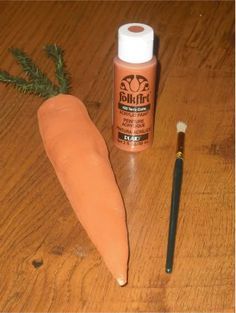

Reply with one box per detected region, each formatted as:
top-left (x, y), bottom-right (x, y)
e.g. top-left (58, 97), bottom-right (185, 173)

top-left (153, 34), bottom-right (161, 126)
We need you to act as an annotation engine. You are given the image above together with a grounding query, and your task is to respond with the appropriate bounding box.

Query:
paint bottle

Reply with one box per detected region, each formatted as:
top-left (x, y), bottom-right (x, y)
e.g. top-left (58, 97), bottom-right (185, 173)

top-left (113, 23), bottom-right (157, 152)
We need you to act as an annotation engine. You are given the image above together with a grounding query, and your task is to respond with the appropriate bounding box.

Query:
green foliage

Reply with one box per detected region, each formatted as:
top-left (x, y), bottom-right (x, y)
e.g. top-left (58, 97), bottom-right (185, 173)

top-left (0, 71), bottom-right (57, 98)
top-left (44, 44), bottom-right (71, 94)
top-left (0, 45), bottom-right (71, 99)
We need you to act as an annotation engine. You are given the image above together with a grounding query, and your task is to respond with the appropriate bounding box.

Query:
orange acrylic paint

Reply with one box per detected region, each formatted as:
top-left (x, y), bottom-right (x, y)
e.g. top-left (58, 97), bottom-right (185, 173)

top-left (113, 23), bottom-right (157, 152)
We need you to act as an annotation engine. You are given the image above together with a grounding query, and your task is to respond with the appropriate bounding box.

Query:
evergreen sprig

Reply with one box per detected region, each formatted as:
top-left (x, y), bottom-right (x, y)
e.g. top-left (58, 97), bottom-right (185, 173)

top-left (0, 71), bottom-right (57, 98)
top-left (0, 45), bottom-right (71, 99)
top-left (44, 44), bottom-right (71, 94)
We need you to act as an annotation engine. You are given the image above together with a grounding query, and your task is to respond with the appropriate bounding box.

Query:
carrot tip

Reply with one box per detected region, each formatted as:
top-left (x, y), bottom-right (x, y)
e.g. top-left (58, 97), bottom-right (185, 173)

top-left (116, 277), bottom-right (127, 287)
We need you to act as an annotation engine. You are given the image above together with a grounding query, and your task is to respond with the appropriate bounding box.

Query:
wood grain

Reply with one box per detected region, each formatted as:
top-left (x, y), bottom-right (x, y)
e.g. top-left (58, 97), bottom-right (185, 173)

top-left (0, 1), bottom-right (234, 312)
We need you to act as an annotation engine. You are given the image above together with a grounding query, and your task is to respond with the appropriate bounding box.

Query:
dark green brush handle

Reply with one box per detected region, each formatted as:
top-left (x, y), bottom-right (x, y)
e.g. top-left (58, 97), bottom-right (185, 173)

top-left (166, 157), bottom-right (183, 273)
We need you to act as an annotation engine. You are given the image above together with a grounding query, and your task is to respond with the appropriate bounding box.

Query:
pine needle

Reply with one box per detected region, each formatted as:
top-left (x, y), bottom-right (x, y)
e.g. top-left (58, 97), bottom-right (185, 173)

top-left (9, 47), bottom-right (58, 97)
top-left (0, 70), bottom-right (56, 98)
top-left (0, 44), bottom-right (71, 99)
top-left (44, 44), bottom-right (71, 94)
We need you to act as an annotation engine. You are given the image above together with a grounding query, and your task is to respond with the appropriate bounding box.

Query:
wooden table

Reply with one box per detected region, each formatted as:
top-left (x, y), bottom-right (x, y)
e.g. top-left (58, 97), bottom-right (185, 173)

top-left (0, 2), bottom-right (234, 312)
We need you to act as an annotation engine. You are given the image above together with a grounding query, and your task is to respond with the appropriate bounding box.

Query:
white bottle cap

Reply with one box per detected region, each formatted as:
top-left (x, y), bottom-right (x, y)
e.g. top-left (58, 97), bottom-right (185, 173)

top-left (118, 23), bottom-right (154, 64)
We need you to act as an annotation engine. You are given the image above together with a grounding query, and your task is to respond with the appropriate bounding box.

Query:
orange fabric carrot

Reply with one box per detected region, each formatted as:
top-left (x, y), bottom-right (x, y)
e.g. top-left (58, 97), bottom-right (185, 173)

top-left (0, 45), bottom-right (129, 286)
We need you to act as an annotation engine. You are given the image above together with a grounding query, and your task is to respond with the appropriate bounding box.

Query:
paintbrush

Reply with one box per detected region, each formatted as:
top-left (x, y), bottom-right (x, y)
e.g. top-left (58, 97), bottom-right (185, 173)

top-left (165, 121), bottom-right (187, 273)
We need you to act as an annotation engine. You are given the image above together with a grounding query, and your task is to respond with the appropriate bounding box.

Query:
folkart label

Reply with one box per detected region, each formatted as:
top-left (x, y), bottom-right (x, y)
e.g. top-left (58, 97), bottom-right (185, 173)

top-left (116, 74), bottom-right (152, 144)
top-left (118, 75), bottom-right (151, 112)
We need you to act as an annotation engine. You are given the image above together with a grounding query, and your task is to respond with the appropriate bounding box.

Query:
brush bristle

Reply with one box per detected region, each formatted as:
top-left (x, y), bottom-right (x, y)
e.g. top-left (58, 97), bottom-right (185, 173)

top-left (176, 121), bottom-right (187, 133)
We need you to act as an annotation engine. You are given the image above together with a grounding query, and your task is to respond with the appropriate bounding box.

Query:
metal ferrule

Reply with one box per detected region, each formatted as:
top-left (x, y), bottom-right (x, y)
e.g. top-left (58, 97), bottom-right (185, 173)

top-left (176, 132), bottom-right (185, 159)
top-left (176, 151), bottom-right (184, 159)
